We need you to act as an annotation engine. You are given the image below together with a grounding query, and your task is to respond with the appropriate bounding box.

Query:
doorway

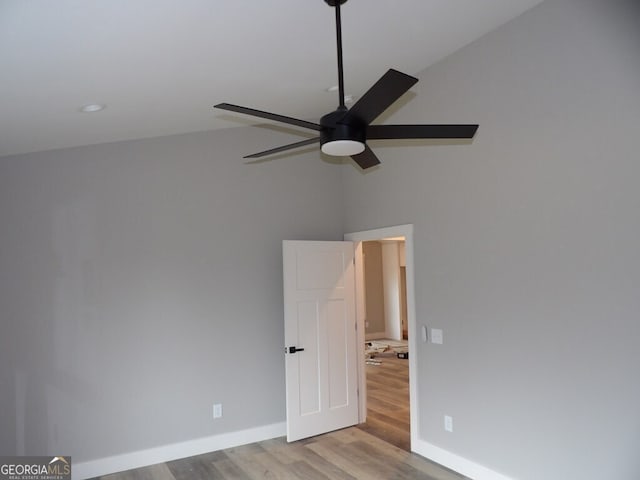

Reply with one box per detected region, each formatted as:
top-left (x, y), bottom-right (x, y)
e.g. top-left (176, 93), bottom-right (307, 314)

top-left (360, 238), bottom-right (410, 450)
top-left (344, 224), bottom-right (418, 452)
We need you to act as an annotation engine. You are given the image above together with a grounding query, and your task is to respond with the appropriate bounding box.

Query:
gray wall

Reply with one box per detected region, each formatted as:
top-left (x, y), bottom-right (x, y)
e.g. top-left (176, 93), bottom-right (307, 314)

top-left (362, 241), bottom-right (385, 336)
top-left (343, 0), bottom-right (640, 478)
top-left (0, 127), bottom-right (344, 461)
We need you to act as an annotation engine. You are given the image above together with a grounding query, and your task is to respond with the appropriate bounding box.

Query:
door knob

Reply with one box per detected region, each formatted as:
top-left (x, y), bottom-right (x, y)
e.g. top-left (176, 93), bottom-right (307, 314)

top-left (287, 346), bottom-right (305, 354)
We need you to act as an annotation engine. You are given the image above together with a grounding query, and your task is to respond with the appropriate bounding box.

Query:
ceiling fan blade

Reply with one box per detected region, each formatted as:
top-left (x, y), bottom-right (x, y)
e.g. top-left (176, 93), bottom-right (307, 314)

top-left (244, 137), bottom-right (320, 159)
top-left (340, 69), bottom-right (418, 126)
top-left (367, 124), bottom-right (479, 139)
top-left (351, 144), bottom-right (381, 170)
top-left (214, 103), bottom-right (322, 131)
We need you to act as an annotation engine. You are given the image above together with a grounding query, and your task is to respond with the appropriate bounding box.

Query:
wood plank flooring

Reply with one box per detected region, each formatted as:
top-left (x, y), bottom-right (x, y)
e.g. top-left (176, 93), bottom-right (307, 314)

top-left (93, 428), bottom-right (465, 480)
top-left (357, 352), bottom-right (411, 451)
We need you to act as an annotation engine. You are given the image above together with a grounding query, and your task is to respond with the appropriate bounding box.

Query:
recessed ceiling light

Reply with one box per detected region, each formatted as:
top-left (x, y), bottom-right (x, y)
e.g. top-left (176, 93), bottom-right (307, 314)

top-left (79, 103), bottom-right (106, 113)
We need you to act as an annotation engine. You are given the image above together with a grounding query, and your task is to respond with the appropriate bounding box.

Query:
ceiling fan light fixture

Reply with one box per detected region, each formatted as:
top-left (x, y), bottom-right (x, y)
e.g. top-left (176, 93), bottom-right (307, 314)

top-left (321, 139), bottom-right (365, 157)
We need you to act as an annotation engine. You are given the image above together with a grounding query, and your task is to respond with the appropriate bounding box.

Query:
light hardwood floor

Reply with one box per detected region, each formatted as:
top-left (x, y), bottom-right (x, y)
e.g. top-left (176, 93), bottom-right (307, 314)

top-left (357, 352), bottom-right (411, 451)
top-left (90, 352), bottom-right (467, 480)
top-left (93, 428), bottom-right (464, 480)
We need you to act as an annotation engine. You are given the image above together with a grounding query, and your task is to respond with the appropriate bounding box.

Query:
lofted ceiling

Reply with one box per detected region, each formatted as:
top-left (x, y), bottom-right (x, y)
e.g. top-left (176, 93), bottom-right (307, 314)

top-left (0, 0), bottom-right (544, 158)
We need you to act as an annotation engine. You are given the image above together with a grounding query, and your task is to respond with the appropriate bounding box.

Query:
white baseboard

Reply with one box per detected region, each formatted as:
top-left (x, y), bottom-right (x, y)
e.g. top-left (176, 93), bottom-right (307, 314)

top-left (412, 438), bottom-right (515, 480)
top-left (73, 422), bottom-right (286, 480)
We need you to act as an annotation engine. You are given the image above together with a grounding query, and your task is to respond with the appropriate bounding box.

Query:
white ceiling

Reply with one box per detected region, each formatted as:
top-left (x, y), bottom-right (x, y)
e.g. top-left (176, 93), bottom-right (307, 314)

top-left (0, 0), bottom-right (544, 158)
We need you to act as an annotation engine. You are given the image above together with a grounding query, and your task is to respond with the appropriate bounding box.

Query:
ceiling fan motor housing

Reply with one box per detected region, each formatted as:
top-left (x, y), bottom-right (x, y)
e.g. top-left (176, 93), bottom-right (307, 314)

top-left (319, 109), bottom-right (366, 151)
top-left (324, 0), bottom-right (348, 6)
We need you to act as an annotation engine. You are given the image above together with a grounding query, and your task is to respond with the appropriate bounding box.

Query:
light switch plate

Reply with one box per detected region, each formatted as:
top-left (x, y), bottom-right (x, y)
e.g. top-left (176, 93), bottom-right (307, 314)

top-left (431, 328), bottom-right (443, 344)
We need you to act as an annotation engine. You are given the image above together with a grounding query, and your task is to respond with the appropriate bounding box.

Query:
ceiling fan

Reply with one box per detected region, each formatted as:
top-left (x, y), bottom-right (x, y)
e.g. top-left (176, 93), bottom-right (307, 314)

top-left (214, 0), bottom-right (478, 170)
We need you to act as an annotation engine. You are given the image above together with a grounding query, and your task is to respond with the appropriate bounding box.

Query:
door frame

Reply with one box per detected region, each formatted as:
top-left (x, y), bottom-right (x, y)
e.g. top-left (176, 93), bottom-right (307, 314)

top-left (344, 224), bottom-right (418, 450)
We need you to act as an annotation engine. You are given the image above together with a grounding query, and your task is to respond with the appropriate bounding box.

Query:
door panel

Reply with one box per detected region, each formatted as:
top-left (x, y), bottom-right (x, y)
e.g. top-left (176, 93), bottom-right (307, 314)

top-left (297, 300), bottom-right (321, 415)
top-left (283, 240), bottom-right (358, 442)
top-left (327, 299), bottom-right (349, 409)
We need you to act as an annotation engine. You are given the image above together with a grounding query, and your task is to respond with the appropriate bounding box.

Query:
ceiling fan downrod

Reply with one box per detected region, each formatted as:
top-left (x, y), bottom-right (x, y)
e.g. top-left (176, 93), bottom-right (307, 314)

top-left (325, 0), bottom-right (349, 110)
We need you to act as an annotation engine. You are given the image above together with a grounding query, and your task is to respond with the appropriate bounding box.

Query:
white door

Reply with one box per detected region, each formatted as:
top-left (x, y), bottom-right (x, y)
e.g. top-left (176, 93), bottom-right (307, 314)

top-left (283, 240), bottom-right (359, 442)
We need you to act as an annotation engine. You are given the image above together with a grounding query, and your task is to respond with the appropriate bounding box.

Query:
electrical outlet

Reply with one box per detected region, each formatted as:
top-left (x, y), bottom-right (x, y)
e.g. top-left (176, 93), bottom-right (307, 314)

top-left (444, 415), bottom-right (453, 432)
top-left (213, 403), bottom-right (223, 419)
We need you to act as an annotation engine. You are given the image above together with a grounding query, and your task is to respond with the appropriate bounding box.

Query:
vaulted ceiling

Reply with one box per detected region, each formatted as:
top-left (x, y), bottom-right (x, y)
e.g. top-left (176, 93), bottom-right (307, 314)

top-left (0, 0), bottom-right (544, 157)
